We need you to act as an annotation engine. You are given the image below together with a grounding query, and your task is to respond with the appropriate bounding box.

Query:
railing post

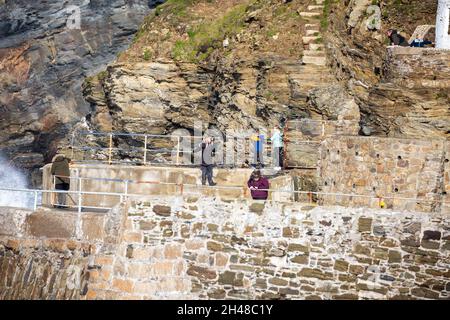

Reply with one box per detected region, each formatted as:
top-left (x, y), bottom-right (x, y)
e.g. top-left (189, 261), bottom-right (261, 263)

top-left (78, 177), bottom-right (82, 213)
top-left (33, 191), bottom-right (38, 211)
top-left (52, 175), bottom-right (56, 206)
top-left (124, 180), bottom-right (129, 198)
top-left (176, 136), bottom-right (180, 165)
top-left (108, 133), bottom-right (113, 165)
top-left (143, 135), bottom-right (148, 165)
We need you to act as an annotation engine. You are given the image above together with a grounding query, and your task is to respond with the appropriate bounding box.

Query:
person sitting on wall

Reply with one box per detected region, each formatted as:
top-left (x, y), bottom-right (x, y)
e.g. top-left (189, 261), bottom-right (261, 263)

top-left (410, 36), bottom-right (433, 47)
top-left (247, 170), bottom-right (269, 200)
top-left (386, 29), bottom-right (409, 47)
top-left (50, 154), bottom-right (71, 209)
top-left (194, 136), bottom-right (217, 186)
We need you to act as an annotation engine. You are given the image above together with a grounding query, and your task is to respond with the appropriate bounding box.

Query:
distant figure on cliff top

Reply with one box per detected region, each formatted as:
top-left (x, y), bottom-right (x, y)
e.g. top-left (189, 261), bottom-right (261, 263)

top-left (247, 170), bottom-right (269, 200)
top-left (410, 36), bottom-right (433, 47)
top-left (386, 29), bottom-right (409, 47)
top-left (50, 154), bottom-right (71, 209)
top-left (194, 136), bottom-right (217, 186)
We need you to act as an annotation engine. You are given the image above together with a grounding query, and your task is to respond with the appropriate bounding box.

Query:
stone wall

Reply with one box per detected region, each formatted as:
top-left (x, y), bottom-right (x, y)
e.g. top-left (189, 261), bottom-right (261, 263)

top-left (383, 47), bottom-right (450, 89)
top-left (41, 164), bottom-right (294, 208)
top-left (2, 195), bottom-right (450, 300)
top-left (0, 202), bottom-right (127, 299)
top-left (86, 196), bottom-right (450, 300)
top-left (319, 136), bottom-right (449, 213)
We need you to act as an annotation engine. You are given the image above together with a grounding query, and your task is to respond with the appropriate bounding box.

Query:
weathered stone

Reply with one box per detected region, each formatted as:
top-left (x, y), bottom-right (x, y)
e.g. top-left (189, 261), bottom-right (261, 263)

top-left (358, 217), bottom-right (372, 233)
top-left (332, 293), bottom-right (359, 300)
top-left (268, 277), bottom-right (289, 286)
top-left (423, 230), bottom-right (441, 240)
top-left (298, 268), bottom-right (334, 280)
top-left (187, 265), bottom-right (217, 281)
top-left (411, 288), bottom-right (440, 299)
top-left (153, 205), bottom-right (171, 217)
top-left (287, 243), bottom-right (309, 253)
top-left (349, 264), bottom-right (365, 275)
top-left (249, 203), bottom-right (265, 214)
top-left (282, 227), bottom-right (300, 238)
top-left (208, 288), bottom-right (226, 299)
top-left (207, 241), bottom-right (224, 252)
top-left (421, 240), bottom-right (440, 250)
top-left (139, 221), bottom-right (156, 231)
top-left (291, 255), bottom-right (309, 265)
top-left (388, 250), bottom-right (402, 263)
top-left (218, 271), bottom-right (244, 286)
top-left (334, 260), bottom-right (349, 272)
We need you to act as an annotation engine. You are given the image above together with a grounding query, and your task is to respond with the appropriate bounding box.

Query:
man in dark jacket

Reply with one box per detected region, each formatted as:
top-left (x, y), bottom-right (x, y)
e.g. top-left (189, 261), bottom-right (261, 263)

top-left (386, 29), bottom-right (409, 46)
top-left (51, 154), bottom-right (71, 208)
top-left (247, 170), bottom-right (269, 200)
top-left (194, 137), bottom-right (217, 186)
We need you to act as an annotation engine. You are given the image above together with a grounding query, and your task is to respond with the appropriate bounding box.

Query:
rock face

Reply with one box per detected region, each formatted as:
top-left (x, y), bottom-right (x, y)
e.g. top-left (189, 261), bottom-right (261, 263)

top-left (79, 0), bottom-right (358, 167)
top-left (0, 0), bottom-right (157, 176)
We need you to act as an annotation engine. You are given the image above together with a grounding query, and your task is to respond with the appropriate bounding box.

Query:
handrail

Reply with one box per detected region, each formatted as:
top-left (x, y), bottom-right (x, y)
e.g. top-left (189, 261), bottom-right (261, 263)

top-left (51, 175), bottom-right (449, 205)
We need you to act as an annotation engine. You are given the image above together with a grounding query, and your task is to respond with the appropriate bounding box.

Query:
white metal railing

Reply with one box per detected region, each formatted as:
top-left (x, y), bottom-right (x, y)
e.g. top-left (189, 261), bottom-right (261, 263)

top-left (47, 175), bottom-right (450, 213)
top-left (70, 130), bottom-right (316, 169)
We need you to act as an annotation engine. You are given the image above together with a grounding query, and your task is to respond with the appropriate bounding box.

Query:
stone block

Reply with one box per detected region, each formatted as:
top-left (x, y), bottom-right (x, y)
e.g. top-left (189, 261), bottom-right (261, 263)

top-left (388, 250), bottom-right (402, 263)
top-left (282, 227), bottom-right (300, 238)
top-left (112, 279), bottom-right (134, 293)
top-left (298, 268), bottom-right (334, 280)
top-left (291, 255), bottom-right (309, 265)
top-left (249, 202), bottom-right (265, 214)
top-left (411, 288), bottom-right (440, 299)
top-left (153, 205), bottom-right (171, 216)
top-left (358, 217), bottom-right (372, 233)
top-left (164, 243), bottom-right (182, 260)
top-left (287, 243), bottom-right (309, 253)
top-left (186, 265), bottom-right (217, 281)
top-left (26, 212), bottom-right (76, 239)
top-left (268, 277), bottom-right (289, 286)
top-left (422, 230), bottom-right (441, 240)
top-left (334, 260), bottom-right (349, 272)
top-left (218, 271), bottom-right (244, 286)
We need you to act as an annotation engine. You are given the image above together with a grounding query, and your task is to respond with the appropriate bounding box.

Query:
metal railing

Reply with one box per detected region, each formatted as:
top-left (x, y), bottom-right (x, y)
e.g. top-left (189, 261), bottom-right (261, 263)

top-left (70, 130), bottom-right (300, 168)
top-left (45, 175), bottom-right (450, 213)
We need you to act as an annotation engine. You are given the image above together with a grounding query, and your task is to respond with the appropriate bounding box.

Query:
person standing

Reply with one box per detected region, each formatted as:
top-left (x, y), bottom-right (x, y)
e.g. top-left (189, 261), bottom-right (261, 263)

top-left (50, 154), bottom-right (71, 208)
top-left (194, 137), bottom-right (217, 186)
top-left (251, 129), bottom-right (265, 167)
top-left (247, 170), bottom-right (269, 200)
top-left (270, 125), bottom-right (284, 170)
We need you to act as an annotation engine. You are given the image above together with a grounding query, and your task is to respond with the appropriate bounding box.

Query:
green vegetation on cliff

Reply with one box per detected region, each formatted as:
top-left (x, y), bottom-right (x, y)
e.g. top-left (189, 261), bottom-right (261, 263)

top-left (172, 3), bottom-right (250, 62)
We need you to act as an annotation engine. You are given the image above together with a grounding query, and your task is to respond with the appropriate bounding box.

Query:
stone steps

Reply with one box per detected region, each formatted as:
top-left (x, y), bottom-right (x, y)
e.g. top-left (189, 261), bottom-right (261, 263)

top-left (303, 50), bottom-right (325, 57)
top-left (305, 23), bottom-right (320, 30)
top-left (307, 5), bottom-right (324, 11)
top-left (302, 55), bottom-right (327, 66)
top-left (302, 36), bottom-right (321, 44)
top-left (306, 29), bottom-right (321, 36)
top-left (309, 43), bottom-right (324, 51)
top-left (299, 11), bottom-right (321, 18)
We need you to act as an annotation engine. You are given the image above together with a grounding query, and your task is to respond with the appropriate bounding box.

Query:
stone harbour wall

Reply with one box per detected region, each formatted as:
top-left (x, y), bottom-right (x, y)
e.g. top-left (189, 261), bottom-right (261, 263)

top-left (319, 136), bottom-right (449, 213)
top-left (87, 196), bottom-right (450, 300)
top-left (1, 196), bottom-right (450, 300)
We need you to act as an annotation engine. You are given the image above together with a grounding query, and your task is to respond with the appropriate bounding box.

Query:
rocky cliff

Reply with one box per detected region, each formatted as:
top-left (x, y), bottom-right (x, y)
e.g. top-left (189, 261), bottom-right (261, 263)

top-left (325, 0), bottom-right (449, 138)
top-left (78, 0), bottom-right (359, 164)
top-left (1, 0), bottom-right (449, 182)
top-left (0, 0), bottom-right (160, 183)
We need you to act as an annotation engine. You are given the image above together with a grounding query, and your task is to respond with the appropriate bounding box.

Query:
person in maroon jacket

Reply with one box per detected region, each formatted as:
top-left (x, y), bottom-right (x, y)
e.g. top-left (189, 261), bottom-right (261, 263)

top-left (247, 170), bottom-right (269, 200)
